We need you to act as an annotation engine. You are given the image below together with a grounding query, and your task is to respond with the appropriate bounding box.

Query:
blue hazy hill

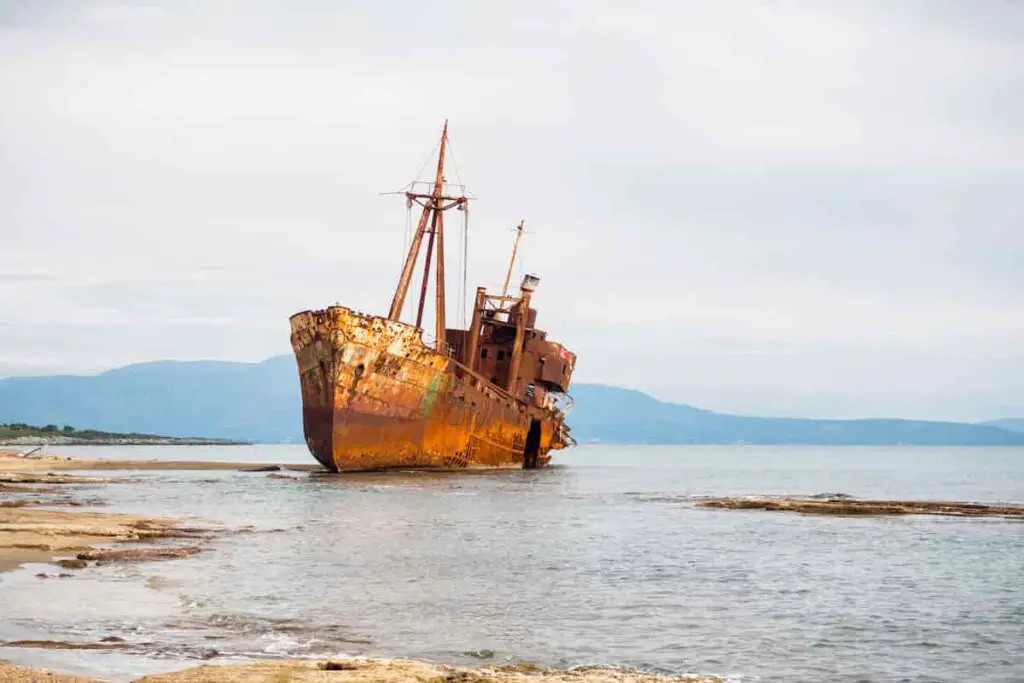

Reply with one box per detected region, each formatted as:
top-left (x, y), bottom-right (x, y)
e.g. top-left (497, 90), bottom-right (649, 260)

top-left (2, 357), bottom-right (1023, 446)
top-left (0, 356), bottom-right (301, 443)
top-left (570, 384), bottom-right (1024, 445)
top-left (980, 418), bottom-right (1024, 434)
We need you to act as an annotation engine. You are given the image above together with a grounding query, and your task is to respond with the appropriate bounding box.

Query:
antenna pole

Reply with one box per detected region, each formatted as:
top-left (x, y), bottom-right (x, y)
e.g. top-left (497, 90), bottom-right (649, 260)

top-left (501, 220), bottom-right (525, 300)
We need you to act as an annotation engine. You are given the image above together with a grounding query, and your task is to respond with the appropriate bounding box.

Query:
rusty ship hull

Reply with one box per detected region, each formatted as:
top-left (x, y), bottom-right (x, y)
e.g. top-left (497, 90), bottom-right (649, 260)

top-left (290, 306), bottom-right (566, 472)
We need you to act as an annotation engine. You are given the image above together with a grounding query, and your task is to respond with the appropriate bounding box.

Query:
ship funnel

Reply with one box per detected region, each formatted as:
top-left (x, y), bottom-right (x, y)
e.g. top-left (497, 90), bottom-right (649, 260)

top-left (520, 273), bottom-right (540, 292)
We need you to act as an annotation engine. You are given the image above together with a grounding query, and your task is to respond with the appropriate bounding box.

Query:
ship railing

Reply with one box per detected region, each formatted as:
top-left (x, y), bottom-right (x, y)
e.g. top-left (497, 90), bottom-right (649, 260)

top-left (421, 334), bottom-right (457, 358)
top-left (551, 390), bottom-right (574, 415)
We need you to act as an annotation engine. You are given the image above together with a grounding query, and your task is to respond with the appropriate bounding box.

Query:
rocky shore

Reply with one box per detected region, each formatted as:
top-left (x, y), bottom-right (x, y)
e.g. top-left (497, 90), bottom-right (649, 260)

top-left (0, 658), bottom-right (724, 682)
top-left (0, 469), bottom-right (212, 573)
top-left (698, 495), bottom-right (1024, 518)
top-left (0, 450), bottom-right (319, 573)
top-left (0, 449), bottom-right (319, 473)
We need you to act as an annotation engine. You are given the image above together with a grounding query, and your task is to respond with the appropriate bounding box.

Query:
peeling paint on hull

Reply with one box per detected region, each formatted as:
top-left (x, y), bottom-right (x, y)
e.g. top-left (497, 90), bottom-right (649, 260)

top-left (289, 307), bottom-right (565, 472)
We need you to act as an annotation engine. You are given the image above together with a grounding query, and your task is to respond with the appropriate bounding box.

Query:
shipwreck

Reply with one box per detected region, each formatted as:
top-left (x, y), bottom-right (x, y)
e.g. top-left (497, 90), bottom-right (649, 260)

top-left (289, 122), bottom-right (577, 472)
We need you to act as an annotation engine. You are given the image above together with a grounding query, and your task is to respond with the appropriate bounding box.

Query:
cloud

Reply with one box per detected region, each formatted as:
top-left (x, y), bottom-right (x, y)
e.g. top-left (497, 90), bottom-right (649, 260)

top-left (0, 0), bottom-right (1021, 421)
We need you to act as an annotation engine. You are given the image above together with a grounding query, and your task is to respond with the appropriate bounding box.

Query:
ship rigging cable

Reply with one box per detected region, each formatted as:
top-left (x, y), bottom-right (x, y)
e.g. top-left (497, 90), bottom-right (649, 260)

top-left (403, 202), bottom-right (414, 321)
top-left (397, 134), bottom-right (442, 324)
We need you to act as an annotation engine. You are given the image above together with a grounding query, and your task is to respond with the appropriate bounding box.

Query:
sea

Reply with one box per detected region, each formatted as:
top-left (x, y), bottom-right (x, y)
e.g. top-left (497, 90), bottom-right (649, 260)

top-left (1, 445), bottom-right (1022, 683)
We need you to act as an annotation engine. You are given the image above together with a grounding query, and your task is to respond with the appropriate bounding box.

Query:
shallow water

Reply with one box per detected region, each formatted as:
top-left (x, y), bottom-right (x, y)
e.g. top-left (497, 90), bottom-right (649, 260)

top-left (2, 445), bottom-right (1023, 682)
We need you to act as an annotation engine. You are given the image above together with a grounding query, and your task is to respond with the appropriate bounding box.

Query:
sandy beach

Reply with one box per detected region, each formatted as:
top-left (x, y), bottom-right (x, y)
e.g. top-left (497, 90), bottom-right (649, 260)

top-left (0, 450), bottom-right (319, 473)
top-left (0, 660), bottom-right (101, 682)
top-left (0, 657), bottom-right (723, 682)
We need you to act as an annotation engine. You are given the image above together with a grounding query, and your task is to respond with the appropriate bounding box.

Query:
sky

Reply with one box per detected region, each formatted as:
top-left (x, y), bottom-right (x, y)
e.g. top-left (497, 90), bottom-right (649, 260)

top-left (1, 0), bottom-right (1021, 421)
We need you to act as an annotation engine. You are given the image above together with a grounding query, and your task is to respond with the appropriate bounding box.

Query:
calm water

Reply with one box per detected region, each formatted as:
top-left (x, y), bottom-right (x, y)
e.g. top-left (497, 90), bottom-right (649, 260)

top-left (1, 445), bottom-right (1023, 682)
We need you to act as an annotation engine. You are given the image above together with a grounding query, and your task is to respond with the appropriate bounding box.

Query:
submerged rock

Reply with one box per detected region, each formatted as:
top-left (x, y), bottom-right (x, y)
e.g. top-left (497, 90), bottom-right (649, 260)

top-left (57, 558), bottom-right (89, 569)
top-left (75, 546), bottom-right (201, 563)
top-left (0, 472), bottom-right (115, 485)
top-left (3, 639), bottom-right (123, 650)
top-left (698, 497), bottom-right (1024, 518)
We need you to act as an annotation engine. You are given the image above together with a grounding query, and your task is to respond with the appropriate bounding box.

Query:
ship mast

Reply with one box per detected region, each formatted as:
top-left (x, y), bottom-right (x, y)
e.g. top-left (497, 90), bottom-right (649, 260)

top-left (387, 121), bottom-right (468, 351)
top-left (500, 220), bottom-right (525, 301)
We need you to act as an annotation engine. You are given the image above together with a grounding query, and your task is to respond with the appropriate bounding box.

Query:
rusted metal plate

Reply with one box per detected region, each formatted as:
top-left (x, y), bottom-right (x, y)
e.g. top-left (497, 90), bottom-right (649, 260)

top-left (290, 306), bottom-right (569, 472)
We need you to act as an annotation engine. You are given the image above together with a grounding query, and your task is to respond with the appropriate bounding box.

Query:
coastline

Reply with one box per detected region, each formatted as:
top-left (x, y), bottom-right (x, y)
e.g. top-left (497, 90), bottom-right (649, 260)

top-left (0, 468), bottom-right (211, 575)
top-left (0, 451), bottom-right (319, 574)
top-left (0, 658), bottom-right (724, 682)
top-left (0, 450), bottom-right (729, 682)
top-left (0, 438), bottom-right (248, 447)
top-left (0, 450), bottom-right (320, 473)
top-left (3, 447), bottom-right (1021, 682)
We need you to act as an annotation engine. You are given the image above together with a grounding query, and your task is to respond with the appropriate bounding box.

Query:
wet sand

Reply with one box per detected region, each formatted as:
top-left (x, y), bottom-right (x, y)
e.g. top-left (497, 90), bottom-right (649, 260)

top-left (0, 451), bottom-right (320, 473)
top-left (0, 547), bottom-right (62, 574)
top-left (0, 657), bottom-right (722, 682)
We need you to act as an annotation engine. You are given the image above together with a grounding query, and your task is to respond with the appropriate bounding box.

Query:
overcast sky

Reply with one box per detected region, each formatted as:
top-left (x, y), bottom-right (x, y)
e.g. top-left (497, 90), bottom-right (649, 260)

top-left (1, 1), bottom-right (1021, 421)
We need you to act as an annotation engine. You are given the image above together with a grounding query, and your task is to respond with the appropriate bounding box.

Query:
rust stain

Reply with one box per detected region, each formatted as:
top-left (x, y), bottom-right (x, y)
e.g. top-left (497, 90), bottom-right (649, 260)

top-left (289, 305), bottom-right (573, 472)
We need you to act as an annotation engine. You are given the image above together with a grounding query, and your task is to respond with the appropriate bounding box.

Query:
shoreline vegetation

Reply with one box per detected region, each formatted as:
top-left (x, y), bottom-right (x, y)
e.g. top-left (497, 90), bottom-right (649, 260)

top-left (2, 450), bottom-right (1022, 682)
top-left (0, 423), bottom-right (247, 447)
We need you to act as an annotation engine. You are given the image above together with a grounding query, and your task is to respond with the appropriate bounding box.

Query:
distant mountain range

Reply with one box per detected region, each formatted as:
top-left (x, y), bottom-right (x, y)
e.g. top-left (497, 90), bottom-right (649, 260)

top-left (1, 356), bottom-right (1022, 446)
top-left (979, 418), bottom-right (1024, 434)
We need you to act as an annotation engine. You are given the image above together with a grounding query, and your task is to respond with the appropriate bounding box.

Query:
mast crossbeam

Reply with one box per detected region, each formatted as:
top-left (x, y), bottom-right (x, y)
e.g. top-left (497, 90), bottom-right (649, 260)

top-left (387, 121), bottom-right (467, 352)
